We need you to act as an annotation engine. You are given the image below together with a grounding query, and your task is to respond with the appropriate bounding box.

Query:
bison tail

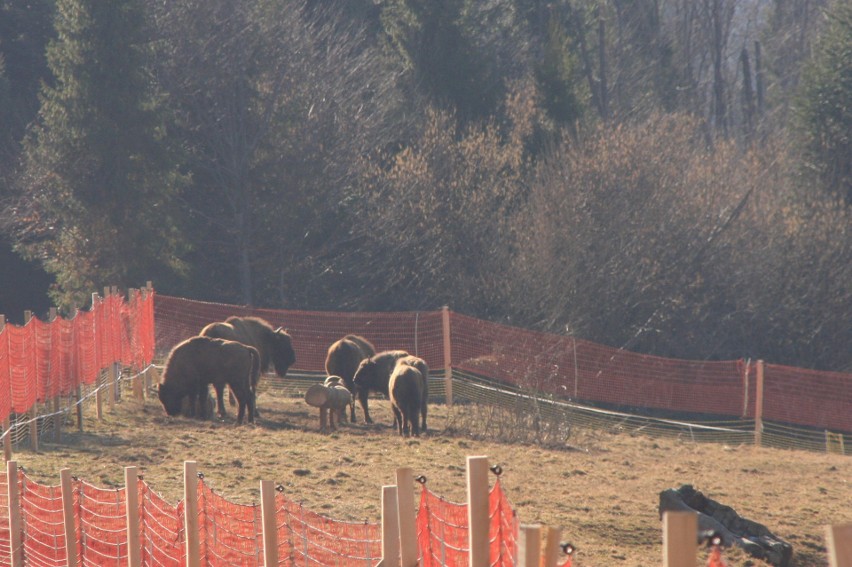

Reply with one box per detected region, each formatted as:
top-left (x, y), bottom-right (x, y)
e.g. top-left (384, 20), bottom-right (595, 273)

top-left (250, 348), bottom-right (261, 389)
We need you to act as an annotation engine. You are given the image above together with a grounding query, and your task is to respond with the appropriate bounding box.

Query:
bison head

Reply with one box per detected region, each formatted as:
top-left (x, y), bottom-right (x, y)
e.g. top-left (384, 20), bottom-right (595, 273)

top-left (158, 382), bottom-right (184, 416)
top-left (352, 358), bottom-right (379, 393)
top-left (271, 328), bottom-right (296, 377)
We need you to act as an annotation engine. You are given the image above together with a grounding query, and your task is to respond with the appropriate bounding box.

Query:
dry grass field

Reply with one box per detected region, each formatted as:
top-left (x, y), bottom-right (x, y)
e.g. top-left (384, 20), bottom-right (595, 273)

top-left (11, 387), bottom-right (852, 567)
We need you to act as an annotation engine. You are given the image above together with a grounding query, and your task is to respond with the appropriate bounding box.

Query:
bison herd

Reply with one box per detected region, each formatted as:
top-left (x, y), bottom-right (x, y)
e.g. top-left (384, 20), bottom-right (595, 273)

top-left (157, 317), bottom-right (429, 436)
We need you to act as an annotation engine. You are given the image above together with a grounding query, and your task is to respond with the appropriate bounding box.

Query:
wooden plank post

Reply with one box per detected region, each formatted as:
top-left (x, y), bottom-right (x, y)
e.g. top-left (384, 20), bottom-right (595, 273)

top-left (7, 460), bottom-right (22, 567)
top-left (125, 467), bottom-right (142, 567)
top-left (1, 315), bottom-right (11, 462)
top-left (542, 526), bottom-right (562, 567)
top-left (442, 306), bottom-right (453, 406)
top-left (466, 456), bottom-right (490, 567)
top-left (662, 510), bottom-right (697, 567)
top-left (184, 461), bottom-right (201, 567)
top-left (395, 467), bottom-right (417, 567)
top-left (24, 311), bottom-right (38, 453)
top-left (517, 525), bottom-right (541, 567)
top-left (827, 523), bottom-right (852, 567)
top-left (260, 480), bottom-right (278, 566)
top-left (108, 363), bottom-right (118, 409)
top-left (755, 359), bottom-right (765, 447)
top-left (377, 485), bottom-right (400, 567)
top-left (60, 468), bottom-right (78, 567)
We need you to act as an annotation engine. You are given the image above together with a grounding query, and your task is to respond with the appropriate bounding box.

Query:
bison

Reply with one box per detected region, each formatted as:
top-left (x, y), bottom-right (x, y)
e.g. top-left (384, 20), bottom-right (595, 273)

top-left (352, 350), bottom-right (429, 431)
top-left (389, 363), bottom-right (425, 436)
top-left (200, 316), bottom-right (296, 415)
top-left (324, 334), bottom-right (375, 422)
top-left (158, 336), bottom-right (259, 424)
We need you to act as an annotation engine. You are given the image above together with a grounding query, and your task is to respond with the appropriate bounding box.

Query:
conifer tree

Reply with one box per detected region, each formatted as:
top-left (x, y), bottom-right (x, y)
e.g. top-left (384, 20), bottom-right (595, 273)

top-left (13, 0), bottom-right (186, 308)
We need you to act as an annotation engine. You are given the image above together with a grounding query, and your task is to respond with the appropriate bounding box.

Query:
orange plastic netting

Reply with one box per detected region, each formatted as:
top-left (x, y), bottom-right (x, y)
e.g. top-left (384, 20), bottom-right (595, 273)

top-left (0, 290), bottom-right (155, 422)
top-left (417, 478), bottom-right (519, 567)
top-left (274, 490), bottom-right (382, 565)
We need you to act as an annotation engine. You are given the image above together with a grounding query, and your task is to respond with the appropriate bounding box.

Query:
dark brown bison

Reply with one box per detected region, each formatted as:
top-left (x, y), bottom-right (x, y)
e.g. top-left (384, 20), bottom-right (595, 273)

top-left (397, 355), bottom-right (429, 432)
top-left (200, 316), bottom-right (296, 415)
top-left (158, 336), bottom-right (259, 424)
top-left (353, 350), bottom-right (430, 431)
top-left (324, 334), bottom-right (376, 422)
top-left (389, 363), bottom-right (425, 436)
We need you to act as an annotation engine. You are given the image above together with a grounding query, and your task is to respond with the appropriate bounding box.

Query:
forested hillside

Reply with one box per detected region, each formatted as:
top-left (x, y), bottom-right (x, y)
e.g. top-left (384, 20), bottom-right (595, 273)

top-left (1, 0), bottom-right (849, 370)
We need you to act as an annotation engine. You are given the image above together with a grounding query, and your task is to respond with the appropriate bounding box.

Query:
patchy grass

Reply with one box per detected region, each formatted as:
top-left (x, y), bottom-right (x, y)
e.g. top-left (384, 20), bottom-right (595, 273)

top-left (12, 389), bottom-right (852, 566)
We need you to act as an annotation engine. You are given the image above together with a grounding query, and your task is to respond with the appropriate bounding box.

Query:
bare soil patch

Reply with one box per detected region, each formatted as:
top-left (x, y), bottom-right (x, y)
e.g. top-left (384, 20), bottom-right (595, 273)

top-left (12, 390), bottom-right (852, 566)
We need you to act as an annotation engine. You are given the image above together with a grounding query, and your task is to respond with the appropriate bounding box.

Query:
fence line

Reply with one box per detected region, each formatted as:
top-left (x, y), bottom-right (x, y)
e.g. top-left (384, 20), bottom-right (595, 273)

top-left (153, 294), bottom-right (852, 448)
top-left (1, 455), bottom-right (848, 566)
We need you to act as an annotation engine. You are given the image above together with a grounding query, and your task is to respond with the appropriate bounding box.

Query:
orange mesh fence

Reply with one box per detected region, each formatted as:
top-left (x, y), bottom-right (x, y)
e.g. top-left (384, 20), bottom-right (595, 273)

top-left (489, 479), bottom-right (517, 566)
top-left (416, 479), bottom-right (520, 567)
top-left (417, 486), bottom-right (469, 566)
top-left (20, 473), bottom-right (68, 567)
top-left (0, 471), bottom-right (11, 567)
top-left (154, 295), bottom-right (446, 372)
top-left (76, 479), bottom-right (128, 566)
top-left (763, 364), bottom-right (852, 432)
top-left (0, 290), bottom-right (155, 423)
top-left (274, 491), bottom-right (381, 565)
top-left (154, 295), bottom-right (852, 434)
top-left (198, 478), bottom-right (263, 565)
top-left (139, 481), bottom-right (183, 567)
top-left (450, 313), bottom-right (749, 418)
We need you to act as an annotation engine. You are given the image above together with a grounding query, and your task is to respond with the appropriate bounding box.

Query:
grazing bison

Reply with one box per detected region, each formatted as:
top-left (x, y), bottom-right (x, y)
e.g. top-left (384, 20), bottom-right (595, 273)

top-left (352, 350), bottom-right (413, 426)
top-left (324, 334), bottom-right (376, 422)
top-left (304, 376), bottom-right (353, 432)
top-left (158, 336), bottom-right (259, 424)
top-left (200, 316), bottom-right (296, 415)
top-left (389, 363), bottom-right (425, 436)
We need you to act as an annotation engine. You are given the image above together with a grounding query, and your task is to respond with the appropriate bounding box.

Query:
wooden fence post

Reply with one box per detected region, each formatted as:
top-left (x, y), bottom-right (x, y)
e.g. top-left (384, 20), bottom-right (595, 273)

top-left (755, 359), bottom-right (765, 447)
top-left (24, 311), bottom-right (38, 453)
top-left (125, 466), bottom-right (141, 567)
top-left (93, 293), bottom-right (103, 421)
top-left (260, 480), bottom-right (278, 567)
top-left (60, 468), bottom-right (78, 567)
top-left (396, 467), bottom-right (417, 567)
top-left (378, 485), bottom-right (400, 567)
top-left (7, 460), bottom-right (22, 567)
top-left (517, 525), bottom-right (541, 567)
top-left (466, 456), bottom-right (489, 567)
top-left (662, 510), bottom-right (697, 567)
top-left (542, 526), bottom-right (561, 567)
top-left (827, 523), bottom-right (852, 567)
top-left (1, 315), bottom-right (11, 462)
top-left (442, 306), bottom-right (453, 406)
top-left (184, 461), bottom-right (200, 567)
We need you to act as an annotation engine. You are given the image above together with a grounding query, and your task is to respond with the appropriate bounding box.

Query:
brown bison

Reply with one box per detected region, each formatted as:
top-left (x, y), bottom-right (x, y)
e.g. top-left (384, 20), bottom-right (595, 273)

top-left (200, 316), bottom-right (296, 415)
top-left (324, 334), bottom-right (375, 422)
top-left (158, 336), bottom-right (259, 424)
top-left (352, 350), bottom-right (429, 431)
top-left (389, 363), bottom-right (425, 436)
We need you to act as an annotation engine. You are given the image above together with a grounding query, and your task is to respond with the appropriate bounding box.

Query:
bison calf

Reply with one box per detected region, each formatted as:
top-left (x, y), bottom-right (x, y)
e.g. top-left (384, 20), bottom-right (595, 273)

top-left (158, 336), bottom-right (259, 424)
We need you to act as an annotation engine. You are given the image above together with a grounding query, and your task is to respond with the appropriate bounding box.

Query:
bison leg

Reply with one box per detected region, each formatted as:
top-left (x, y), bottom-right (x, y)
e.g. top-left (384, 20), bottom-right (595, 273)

top-left (392, 406), bottom-right (403, 436)
top-left (212, 385), bottom-right (227, 419)
top-left (320, 408), bottom-right (328, 432)
top-left (421, 400), bottom-right (428, 433)
top-left (358, 389), bottom-right (373, 424)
